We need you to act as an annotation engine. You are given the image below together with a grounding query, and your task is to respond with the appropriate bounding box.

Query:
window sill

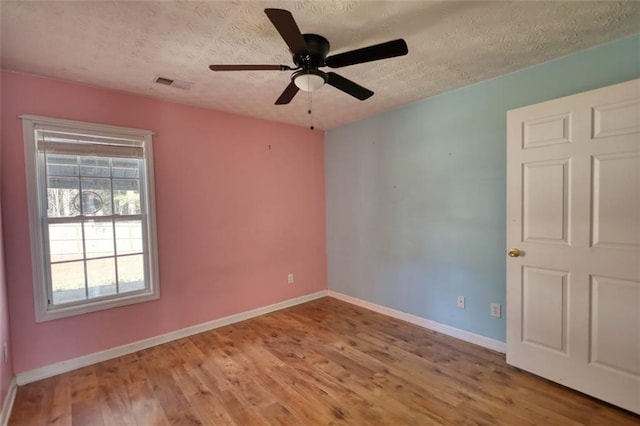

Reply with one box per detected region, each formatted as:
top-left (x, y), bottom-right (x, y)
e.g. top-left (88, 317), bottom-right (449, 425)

top-left (36, 290), bottom-right (160, 322)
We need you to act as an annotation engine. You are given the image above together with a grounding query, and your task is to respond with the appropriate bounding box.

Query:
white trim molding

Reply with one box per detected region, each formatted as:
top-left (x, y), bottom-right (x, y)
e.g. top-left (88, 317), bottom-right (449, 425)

top-left (0, 377), bottom-right (17, 426)
top-left (18, 114), bottom-right (155, 137)
top-left (20, 114), bottom-right (161, 322)
top-left (16, 290), bottom-right (328, 385)
top-left (328, 291), bottom-right (506, 353)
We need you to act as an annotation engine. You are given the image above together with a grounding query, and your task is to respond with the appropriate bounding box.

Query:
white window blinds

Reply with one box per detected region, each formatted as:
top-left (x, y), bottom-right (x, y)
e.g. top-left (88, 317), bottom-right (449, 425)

top-left (35, 124), bottom-right (145, 158)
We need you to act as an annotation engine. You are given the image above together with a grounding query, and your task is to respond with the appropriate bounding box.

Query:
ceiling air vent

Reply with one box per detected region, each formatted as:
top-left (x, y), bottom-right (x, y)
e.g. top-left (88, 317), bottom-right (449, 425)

top-left (153, 76), bottom-right (194, 90)
top-left (155, 76), bottom-right (174, 85)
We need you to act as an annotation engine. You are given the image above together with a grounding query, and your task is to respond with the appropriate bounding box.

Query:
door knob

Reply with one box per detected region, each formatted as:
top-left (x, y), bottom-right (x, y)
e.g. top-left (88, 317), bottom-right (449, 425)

top-left (507, 248), bottom-right (521, 258)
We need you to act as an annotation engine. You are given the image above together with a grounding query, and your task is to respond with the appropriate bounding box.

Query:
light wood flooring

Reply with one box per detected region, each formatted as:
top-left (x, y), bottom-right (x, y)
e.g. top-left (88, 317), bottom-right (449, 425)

top-left (10, 297), bottom-right (639, 425)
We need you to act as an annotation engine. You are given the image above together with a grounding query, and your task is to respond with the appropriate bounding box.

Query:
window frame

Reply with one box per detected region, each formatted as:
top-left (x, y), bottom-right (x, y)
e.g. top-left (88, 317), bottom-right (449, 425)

top-left (21, 114), bottom-right (161, 322)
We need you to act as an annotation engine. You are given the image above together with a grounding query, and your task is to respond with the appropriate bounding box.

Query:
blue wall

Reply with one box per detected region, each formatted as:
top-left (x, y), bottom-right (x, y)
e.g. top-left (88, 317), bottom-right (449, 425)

top-left (325, 34), bottom-right (640, 342)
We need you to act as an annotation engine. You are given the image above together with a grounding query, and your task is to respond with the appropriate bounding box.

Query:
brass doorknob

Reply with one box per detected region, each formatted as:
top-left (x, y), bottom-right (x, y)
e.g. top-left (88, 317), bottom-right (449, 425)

top-left (507, 248), bottom-right (521, 258)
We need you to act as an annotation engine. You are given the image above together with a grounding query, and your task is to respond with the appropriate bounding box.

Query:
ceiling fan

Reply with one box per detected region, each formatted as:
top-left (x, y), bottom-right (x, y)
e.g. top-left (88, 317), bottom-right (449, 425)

top-left (209, 8), bottom-right (408, 105)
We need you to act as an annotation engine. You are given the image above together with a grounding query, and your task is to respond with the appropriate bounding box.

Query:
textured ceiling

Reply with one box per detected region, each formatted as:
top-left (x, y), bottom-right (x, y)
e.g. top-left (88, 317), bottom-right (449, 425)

top-left (1, 1), bottom-right (639, 130)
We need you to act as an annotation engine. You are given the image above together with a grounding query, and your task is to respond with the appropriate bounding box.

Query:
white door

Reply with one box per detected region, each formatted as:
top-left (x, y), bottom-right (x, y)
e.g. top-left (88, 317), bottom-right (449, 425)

top-left (506, 79), bottom-right (640, 414)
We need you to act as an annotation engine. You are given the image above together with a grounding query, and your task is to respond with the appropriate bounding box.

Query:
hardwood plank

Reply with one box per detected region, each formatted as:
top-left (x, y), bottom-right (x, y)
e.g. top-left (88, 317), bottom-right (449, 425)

top-left (174, 364), bottom-right (238, 425)
top-left (46, 375), bottom-right (72, 426)
top-left (127, 379), bottom-right (171, 426)
top-left (93, 359), bottom-right (137, 426)
top-left (11, 379), bottom-right (50, 425)
top-left (9, 297), bottom-right (639, 425)
top-left (71, 399), bottom-right (104, 426)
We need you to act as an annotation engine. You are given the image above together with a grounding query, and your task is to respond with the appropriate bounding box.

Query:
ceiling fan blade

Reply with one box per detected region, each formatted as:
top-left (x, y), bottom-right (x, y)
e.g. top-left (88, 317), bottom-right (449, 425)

top-left (264, 8), bottom-right (308, 57)
top-left (275, 81), bottom-right (300, 105)
top-left (326, 72), bottom-right (373, 100)
top-left (209, 65), bottom-right (291, 71)
top-left (325, 39), bottom-right (408, 68)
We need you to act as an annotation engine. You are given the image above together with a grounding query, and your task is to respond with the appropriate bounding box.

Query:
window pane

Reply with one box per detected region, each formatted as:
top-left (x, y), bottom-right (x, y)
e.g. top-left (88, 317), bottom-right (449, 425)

top-left (112, 158), bottom-right (140, 179)
top-left (46, 154), bottom-right (79, 177)
top-left (47, 177), bottom-right (80, 217)
top-left (113, 179), bottom-right (141, 215)
top-left (87, 258), bottom-right (117, 298)
top-left (79, 178), bottom-right (112, 215)
top-left (84, 220), bottom-right (114, 258)
top-left (115, 220), bottom-right (143, 254)
top-left (80, 156), bottom-right (110, 177)
top-left (49, 223), bottom-right (83, 262)
top-left (51, 261), bottom-right (86, 305)
top-left (118, 254), bottom-right (145, 293)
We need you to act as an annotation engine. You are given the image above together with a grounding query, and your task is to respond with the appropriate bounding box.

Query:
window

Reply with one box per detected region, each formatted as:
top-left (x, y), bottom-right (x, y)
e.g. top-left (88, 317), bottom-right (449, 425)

top-left (21, 115), bottom-right (160, 322)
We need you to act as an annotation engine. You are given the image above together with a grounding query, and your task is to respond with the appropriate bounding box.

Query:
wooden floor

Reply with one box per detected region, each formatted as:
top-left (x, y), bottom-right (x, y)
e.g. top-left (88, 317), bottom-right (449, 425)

top-left (10, 297), bottom-right (639, 425)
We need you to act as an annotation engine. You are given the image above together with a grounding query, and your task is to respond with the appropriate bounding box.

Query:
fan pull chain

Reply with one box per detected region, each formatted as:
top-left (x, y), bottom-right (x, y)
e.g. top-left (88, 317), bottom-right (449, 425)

top-left (308, 89), bottom-right (314, 130)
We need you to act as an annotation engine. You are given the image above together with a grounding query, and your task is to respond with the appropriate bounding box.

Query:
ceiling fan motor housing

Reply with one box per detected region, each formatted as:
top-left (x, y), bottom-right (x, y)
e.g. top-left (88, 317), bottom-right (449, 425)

top-left (294, 34), bottom-right (330, 69)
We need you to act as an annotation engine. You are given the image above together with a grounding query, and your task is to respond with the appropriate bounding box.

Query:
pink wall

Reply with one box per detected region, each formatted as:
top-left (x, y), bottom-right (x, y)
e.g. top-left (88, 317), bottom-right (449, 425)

top-left (0, 72), bottom-right (15, 404)
top-left (0, 201), bottom-right (14, 403)
top-left (0, 71), bottom-right (327, 373)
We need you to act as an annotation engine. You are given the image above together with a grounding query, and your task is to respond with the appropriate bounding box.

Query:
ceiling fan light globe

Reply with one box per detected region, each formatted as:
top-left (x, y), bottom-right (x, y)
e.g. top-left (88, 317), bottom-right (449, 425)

top-left (294, 72), bottom-right (326, 92)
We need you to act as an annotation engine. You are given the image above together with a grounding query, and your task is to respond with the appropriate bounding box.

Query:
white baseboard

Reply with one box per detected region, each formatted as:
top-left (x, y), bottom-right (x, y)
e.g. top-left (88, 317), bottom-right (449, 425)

top-left (0, 377), bottom-right (16, 426)
top-left (16, 290), bottom-right (328, 385)
top-left (328, 290), bottom-right (506, 353)
top-left (16, 289), bottom-right (504, 386)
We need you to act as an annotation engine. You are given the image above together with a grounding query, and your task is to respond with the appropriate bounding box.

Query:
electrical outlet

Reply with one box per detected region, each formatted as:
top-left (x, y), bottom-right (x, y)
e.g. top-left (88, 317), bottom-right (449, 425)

top-left (491, 303), bottom-right (502, 318)
top-left (3, 342), bottom-right (7, 363)
top-left (287, 273), bottom-right (294, 284)
top-left (456, 296), bottom-right (465, 309)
